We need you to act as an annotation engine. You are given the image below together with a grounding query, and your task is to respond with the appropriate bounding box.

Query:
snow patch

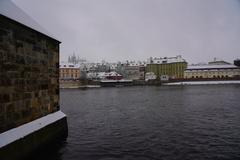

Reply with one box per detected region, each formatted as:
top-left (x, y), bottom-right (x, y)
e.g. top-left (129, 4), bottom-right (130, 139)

top-left (163, 80), bottom-right (240, 86)
top-left (0, 111), bottom-right (66, 148)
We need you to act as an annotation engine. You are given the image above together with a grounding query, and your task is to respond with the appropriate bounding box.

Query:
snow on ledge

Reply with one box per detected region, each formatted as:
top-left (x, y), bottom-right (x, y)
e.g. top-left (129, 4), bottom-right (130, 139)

top-left (163, 80), bottom-right (240, 86)
top-left (0, 111), bottom-right (66, 148)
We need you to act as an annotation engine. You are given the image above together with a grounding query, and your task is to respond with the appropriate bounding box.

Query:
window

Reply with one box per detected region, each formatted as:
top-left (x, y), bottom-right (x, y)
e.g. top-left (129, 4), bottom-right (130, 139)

top-left (162, 61), bottom-right (167, 63)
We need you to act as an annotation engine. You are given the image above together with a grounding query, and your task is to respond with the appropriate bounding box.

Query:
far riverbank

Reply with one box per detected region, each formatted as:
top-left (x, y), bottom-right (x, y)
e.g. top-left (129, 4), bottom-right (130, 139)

top-left (60, 79), bottom-right (240, 88)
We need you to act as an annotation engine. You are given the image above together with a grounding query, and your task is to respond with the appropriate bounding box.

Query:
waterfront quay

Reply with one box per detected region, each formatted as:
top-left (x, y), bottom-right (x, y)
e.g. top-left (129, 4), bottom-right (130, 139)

top-left (60, 55), bottom-right (240, 88)
top-left (29, 85), bottom-right (240, 160)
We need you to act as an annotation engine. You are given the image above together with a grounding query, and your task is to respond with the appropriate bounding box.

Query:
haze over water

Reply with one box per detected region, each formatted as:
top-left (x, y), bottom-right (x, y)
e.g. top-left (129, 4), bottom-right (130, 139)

top-left (31, 85), bottom-right (240, 160)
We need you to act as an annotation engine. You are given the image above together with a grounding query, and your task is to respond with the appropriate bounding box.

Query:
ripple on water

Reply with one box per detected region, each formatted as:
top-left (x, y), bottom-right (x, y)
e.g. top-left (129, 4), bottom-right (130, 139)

top-left (51, 86), bottom-right (240, 160)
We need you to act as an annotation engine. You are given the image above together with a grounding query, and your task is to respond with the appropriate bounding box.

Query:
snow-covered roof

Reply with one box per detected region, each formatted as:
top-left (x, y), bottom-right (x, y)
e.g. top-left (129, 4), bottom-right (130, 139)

top-left (186, 64), bottom-right (239, 70)
top-left (59, 63), bottom-right (80, 69)
top-left (0, 0), bottom-right (59, 42)
top-left (148, 55), bottom-right (186, 64)
top-left (106, 71), bottom-right (122, 77)
top-left (97, 71), bottom-right (122, 77)
top-left (128, 63), bottom-right (140, 66)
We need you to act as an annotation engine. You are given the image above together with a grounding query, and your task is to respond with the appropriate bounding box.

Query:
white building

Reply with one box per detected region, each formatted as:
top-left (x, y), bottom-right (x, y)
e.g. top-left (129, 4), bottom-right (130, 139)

top-left (184, 64), bottom-right (240, 79)
top-left (97, 72), bottom-right (122, 80)
top-left (145, 72), bottom-right (157, 81)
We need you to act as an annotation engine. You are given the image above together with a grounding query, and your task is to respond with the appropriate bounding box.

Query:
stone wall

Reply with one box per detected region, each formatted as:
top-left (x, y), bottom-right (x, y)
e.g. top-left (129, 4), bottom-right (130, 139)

top-left (0, 15), bottom-right (60, 133)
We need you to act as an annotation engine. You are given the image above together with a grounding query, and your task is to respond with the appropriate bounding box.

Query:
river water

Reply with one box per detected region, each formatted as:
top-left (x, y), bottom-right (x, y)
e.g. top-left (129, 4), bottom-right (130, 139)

top-left (37, 85), bottom-right (240, 160)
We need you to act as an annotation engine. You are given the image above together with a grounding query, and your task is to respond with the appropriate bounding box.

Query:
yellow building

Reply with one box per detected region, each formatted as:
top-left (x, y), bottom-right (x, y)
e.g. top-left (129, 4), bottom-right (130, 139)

top-left (59, 63), bottom-right (80, 82)
top-left (146, 55), bottom-right (187, 79)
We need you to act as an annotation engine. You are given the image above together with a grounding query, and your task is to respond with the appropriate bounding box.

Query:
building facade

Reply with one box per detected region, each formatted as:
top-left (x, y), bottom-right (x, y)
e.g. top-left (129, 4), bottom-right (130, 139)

top-left (116, 61), bottom-right (146, 80)
top-left (122, 65), bottom-right (141, 80)
top-left (234, 59), bottom-right (240, 66)
top-left (145, 72), bottom-right (157, 81)
top-left (146, 55), bottom-right (187, 79)
top-left (184, 64), bottom-right (240, 79)
top-left (59, 63), bottom-right (80, 81)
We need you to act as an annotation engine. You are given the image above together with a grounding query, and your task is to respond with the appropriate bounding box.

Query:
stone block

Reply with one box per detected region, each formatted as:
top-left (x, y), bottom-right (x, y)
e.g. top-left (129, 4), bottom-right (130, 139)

top-left (24, 92), bottom-right (33, 99)
top-left (6, 103), bottom-right (14, 114)
top-left (0, 29), bottom-right (8, 36)
top-left (0, 103), bottom-right (5, 115)
top-left (0, 94), bottom-right (11, 103)
top-left (31, 98), bottom-right (39, 108)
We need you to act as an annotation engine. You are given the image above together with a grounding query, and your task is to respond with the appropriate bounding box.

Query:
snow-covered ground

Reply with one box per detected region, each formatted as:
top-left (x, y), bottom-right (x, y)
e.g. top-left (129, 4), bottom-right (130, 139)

top-left (163, 80), bottom-right (240, 86)
top-left (79, 85), bottom-right (101, 88)
top-left (0, 111), bottom-right (66, 148)
top-left (100, 79), bottom-right (133, 83)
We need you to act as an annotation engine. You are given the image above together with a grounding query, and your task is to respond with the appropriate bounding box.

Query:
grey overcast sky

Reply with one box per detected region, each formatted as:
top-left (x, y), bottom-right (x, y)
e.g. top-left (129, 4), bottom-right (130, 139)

top-left (13, 0), bottom-right (240, 63)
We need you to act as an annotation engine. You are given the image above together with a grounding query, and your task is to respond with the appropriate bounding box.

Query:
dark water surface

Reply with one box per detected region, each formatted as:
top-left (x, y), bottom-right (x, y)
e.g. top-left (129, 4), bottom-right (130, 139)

top-left (40, 85), bottom-right (240, 160)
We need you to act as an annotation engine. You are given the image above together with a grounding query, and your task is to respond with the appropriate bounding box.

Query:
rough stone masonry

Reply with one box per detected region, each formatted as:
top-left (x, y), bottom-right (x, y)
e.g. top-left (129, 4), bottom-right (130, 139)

top-left (0, 15), bottom-right (60, 133)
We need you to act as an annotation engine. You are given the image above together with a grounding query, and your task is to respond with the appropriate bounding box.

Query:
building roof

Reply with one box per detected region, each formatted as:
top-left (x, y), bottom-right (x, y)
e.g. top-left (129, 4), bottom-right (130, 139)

top-left (98, 71), bottom-right (122, 77)
top-left (208, 60), bottom-right (231, 65)
top-left (186, 64), bottom-right (239, 70)
top-left (0, 0), bottom-right (59, 42)
top-left (148, 55), bottom-right (186, 64)
top-left (59, 63), bottom-right (80, 69)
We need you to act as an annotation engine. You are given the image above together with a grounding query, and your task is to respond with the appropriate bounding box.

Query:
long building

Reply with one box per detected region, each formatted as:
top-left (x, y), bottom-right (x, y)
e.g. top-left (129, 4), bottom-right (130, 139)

top-left (146, 55), bottom-right (187, 79)
top-left (184, 64), bottom-right (240, 79)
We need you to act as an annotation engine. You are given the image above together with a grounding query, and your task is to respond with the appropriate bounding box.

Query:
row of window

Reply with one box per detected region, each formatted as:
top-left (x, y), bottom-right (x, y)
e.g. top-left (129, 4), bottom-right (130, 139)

top-left (60, 69), bottom-right (79, 73)
top-left (187, 69), bottom-right (239, 71)
top-left (186, 72), bottom-right (239, 75)
top-left (60, 74), bottom-right (79, 78)
top-left (187, 75), bottom-right (229, 78)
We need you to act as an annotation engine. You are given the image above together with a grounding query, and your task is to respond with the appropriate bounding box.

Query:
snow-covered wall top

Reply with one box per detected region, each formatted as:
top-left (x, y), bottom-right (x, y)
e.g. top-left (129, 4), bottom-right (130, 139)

top-left (0, 111), bottom-right (66, 148)
top-left (0, 0), bottom-right (59, 41)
